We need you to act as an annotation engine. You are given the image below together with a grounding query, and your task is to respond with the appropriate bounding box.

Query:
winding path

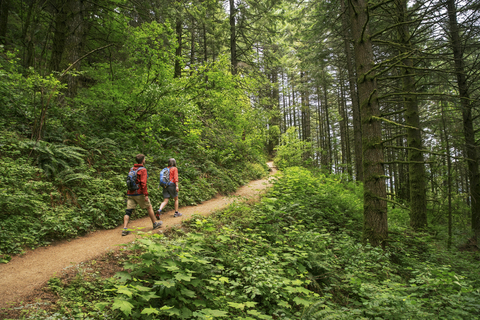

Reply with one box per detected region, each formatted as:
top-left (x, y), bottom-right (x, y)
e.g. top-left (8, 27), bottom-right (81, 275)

top-left (0, 163), bottom-right (276, 306)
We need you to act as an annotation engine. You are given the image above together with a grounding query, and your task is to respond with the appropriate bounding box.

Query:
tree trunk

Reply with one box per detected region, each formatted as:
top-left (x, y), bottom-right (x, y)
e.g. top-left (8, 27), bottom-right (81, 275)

top-left (338, 73), bottom-right (349, 175)
top-left (49, 0), bottom-right (68, 72)
top-left (66, 0), bottom-right (85, 97)
top-left (0, 0), bottom-right (8, 45)
top-left (282, 71), bottom-right (287, 133)
top-left (446, 0), bottom-right (480, 240)
top-left (341, 0), bottom-right (363, 181)
top-left (323, 78), bottom-right (332, 174)
top-left (300, 72), bottom-right (311, 142)
top-left (189, 18), bottom-right (195, 72)
top-left (317, 84), bottom-right (327, 169)
top-left (21, 0), bottom-right (36, 68)
top-left (441, 101), bottom-right (453, 248)
top-left (174, 13), bottom-right (182, 78)
top-left (300, 72), bottom-right (311, 161)
top-left (396, 112), bottom-right (409, 201)
top-left (292, 82), bottom-right (297, 129)
top-left (202, 22), bottom-right (207, 63)
top-left (395, 0), bottom-right (427, 230)
top-left (316, 93), bottom-right (321, 167)
top-left (229, 0), bottom-right (237, 74)
top-left (267, 65), bottom-right (280, 158)
top-left (349, 0), bottom-right (388, 247)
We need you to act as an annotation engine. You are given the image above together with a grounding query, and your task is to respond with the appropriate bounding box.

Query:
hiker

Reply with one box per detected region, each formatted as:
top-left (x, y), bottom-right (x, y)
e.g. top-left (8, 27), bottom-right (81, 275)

top-left (156, 158), bottom-right (182, 218)
top-left (123, 154), bottom-right (163, 236)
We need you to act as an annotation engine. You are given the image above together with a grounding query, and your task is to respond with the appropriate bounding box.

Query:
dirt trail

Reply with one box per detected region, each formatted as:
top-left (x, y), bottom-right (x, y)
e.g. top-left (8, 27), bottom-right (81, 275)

top-left (0, 162), bottom-right (277, 306)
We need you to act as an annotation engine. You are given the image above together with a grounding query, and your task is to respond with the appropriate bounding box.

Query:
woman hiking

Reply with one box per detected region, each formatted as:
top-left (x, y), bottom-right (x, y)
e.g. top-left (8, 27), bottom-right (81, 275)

top-left (156, 158), bottom-right (182, 218)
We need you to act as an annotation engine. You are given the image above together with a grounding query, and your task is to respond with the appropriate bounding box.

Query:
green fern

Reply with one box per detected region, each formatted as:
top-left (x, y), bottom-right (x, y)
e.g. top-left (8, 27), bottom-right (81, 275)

top-left (301, 301), bottom-right (353, 320)
top-left (22, 140), bottom-right (86, 179)
top-left (56, 169), bottom-right (91, 185)
top-left (85, 137), bottom-right (118, 155)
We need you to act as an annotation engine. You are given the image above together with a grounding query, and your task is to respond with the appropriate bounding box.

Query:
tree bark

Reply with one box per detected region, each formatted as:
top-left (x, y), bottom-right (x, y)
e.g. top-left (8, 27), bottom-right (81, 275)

top-left (446, 0), bottom-right (480, 240)
top-left (66, 0), bottom-right (85, 97)
top-left (395, 0), bottom-right (427, 230)
top-left (300, 72), bottom-right (311, 142)
top-left (49, 0), bottom-right (68, 72)
top-left (202, 22), bottom-right (207, 63)
top-left (341, 0), bottom-right (363, 181)
top-left (323, 76), bottom-right (332, 174)
top-left (21, 0), bottom-right (36, 67)
top-left (316, 91), bottom-right (321, 166)
top-left (229, 0), bottom-right (237, 74)
top-left (174, 13), bottom-right (182, 78)
top-left (0, 0), bottom-right (8, 45)
top-left (349, 0), bottom-right (388, 247)
top-left (340, 74), bottom-right (352, 177)
top-left (441, 101), bottom-right (453, 248)
top-left (282, 71), bottom-right (287, 133)
top-left (189, 18), bottom-right (195, 71)
top-left (292, 81), bottom-right (297, 130)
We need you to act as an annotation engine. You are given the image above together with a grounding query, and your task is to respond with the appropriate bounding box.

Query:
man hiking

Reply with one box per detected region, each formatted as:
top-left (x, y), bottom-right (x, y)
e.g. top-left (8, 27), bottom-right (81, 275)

top-left (156, 158), bottom-right (182, 218)
top-left (123, 154), bottom-right (163, 236)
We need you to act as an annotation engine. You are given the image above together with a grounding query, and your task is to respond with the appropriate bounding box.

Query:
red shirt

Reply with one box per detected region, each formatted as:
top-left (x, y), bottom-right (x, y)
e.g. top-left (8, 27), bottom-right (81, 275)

top-left (127, 164), bottom-right (149, 196)
top-left (168, 166), bottom-right (178, 184)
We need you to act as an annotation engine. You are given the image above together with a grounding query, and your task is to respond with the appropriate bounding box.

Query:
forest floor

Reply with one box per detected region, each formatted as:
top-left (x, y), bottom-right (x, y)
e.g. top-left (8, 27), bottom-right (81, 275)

top-left (0, 162), bottom-right (277, 311)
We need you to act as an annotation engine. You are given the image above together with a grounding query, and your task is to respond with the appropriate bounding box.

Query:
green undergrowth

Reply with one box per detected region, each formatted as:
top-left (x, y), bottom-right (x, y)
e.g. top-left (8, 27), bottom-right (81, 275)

top-left (5, 167), bottom-right (480, 319)
top-left (0, 130), bottom-right (268, 261)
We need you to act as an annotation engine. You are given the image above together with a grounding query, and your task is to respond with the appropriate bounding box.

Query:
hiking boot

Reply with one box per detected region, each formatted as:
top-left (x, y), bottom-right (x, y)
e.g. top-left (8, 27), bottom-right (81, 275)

top-left (122, 229), bottom-right (131, 236)
top-left (153, 221), bottom-right (163, 230)
top-left (155, 210), bottom-right (162, 220)
top-left (173, 212), bottom-right (182, 217)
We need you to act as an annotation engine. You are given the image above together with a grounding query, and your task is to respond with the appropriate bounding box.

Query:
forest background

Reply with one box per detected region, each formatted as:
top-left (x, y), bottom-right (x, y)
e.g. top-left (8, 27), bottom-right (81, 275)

top-left (0, 0), bottom-right (480, 319)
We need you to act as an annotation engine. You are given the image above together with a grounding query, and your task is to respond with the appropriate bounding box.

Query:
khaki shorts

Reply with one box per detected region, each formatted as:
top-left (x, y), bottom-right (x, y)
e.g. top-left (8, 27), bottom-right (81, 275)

top-left (126, 195), bottom-right (151, 210)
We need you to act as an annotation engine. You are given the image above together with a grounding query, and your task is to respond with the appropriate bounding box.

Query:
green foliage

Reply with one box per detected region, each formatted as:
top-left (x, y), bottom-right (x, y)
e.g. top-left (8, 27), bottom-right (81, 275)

top-left (40, 259), bottom-right (120, 320)
top-left (274, 128), bottom-right (313, 170)
top-left (0, 23), bottom-right (269, 258)
top-left (0, 122), bottom-right (267, 256)
top-left (24, 166), bottom-right (480, 319)
top-left (105, 213), bottom-right (318, 319)
top-left (20, 140), bottom-right (87, 179)
top-left (0, 50), bottom-right (65, 137)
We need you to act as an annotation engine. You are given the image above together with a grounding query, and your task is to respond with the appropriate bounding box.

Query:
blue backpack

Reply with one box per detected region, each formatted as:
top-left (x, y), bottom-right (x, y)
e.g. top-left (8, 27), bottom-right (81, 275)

top-left (159, 167), bottom-right (171, 188)
top-left (126, 166), bottom-right (145, 191)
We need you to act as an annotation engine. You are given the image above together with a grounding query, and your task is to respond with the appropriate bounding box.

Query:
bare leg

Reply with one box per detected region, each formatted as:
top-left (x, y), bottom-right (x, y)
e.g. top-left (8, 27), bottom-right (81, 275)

top-left (174, 196), bottom-right (179, 212)
top-left (123, 215), bottom-right (130, 229)
top-left (159, 198), bottom-right (169, 211)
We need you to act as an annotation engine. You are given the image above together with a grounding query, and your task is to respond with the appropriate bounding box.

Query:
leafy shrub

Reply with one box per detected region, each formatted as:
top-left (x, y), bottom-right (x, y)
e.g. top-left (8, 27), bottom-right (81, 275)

top-left (274, 128), bottom-right (313, 170)
top-left (107, 214), bottom-right (318, 319)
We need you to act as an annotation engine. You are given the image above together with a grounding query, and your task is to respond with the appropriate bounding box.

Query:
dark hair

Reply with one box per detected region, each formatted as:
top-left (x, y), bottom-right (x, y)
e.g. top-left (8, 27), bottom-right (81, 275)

top-left (168, 158), bottom-right (176, 167)
top-left (135, 154), bottom-right (145, 164)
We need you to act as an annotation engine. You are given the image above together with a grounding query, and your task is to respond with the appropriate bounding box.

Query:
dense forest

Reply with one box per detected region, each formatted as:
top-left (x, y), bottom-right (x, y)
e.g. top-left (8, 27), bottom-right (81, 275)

top-left (1, 0), bottom-right (480, 319)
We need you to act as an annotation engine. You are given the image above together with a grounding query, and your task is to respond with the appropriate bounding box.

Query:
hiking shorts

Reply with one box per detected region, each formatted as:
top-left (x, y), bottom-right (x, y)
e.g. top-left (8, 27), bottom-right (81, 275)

top-left (162, 183), bottom-right (178, 199)
top-left (126, 195), bottom-right (151, 210)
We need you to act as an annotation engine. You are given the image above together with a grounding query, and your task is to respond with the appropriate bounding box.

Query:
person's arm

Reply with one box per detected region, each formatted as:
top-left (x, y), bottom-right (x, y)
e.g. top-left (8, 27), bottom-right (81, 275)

top-left (173, 167), bottom-right (179, 190)
top-left (140, 168), bottom-right (148, 196)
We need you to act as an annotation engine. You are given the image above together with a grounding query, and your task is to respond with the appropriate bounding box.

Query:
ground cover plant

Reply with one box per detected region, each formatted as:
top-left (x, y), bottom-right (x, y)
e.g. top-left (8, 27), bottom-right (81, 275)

top-left (7, 166), bottom-right (479, 319)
